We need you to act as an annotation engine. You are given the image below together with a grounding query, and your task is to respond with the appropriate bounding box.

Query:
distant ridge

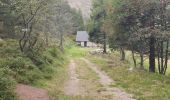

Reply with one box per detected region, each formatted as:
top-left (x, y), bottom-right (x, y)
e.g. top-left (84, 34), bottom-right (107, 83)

top-left (67, 0), bottom-right (92, 22)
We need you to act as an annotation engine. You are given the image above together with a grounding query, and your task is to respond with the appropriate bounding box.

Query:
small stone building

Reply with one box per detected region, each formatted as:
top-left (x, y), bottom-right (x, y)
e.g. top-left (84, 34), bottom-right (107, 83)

top-left (76, 31), bottom-right (89, 47)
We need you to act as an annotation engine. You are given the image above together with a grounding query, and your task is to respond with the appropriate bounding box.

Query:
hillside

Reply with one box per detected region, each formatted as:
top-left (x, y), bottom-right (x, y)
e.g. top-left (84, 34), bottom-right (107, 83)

top-left (67, 0), bottom-right (92, 21)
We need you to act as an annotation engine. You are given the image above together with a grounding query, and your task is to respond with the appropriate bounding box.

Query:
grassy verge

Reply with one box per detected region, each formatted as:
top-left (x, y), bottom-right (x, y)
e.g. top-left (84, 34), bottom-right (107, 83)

top-left (31, 46), bottom-right (72, 99)
top-left (35, 59), bottom-right (70, 100)
top-left (88, 54), bottom-right (170, 100)
top-left (120, 51), bottom-right (170, 74)
top-left (0, 39), bottom-right (67, 100)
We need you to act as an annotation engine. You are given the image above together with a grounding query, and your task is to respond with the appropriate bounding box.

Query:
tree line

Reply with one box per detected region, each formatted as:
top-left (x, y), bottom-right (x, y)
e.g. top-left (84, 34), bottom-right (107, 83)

top-left (88, 0), bottom-right (170, 75)
top-left (0, 0), bottom-right (84, 54)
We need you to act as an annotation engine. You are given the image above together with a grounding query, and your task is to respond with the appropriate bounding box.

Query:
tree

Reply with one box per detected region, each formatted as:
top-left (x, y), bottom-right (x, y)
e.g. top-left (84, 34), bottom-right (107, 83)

top-left (0, 0), bottom-right (85, 62)
top-left (88, 0), bottom-right (108, 53)
top-left (90, 0), bottom-right (170, 74)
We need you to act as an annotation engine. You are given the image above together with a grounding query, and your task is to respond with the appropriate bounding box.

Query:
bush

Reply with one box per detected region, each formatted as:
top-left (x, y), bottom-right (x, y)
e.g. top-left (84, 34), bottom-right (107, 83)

top-left (48, 47), bottom-right (59, 58)
top-left (42, 53), bottom-right (54, 64)
top-left (0, 57), bottom-right (42, 84)
top-left (40, 64), bottom-right (54, 79)
top-left (0, 68), bottom-right (17, 100)
top-left (0, 40), bottom-right (21, 58)
top-left (18, 68), bottom-right (43, 84)
top-left (0, 39), bottom-right (66, 99)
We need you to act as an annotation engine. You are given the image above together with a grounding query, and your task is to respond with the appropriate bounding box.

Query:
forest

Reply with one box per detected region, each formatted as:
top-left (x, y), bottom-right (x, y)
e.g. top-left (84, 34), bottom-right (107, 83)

top-left (88, 0), bottom-right (170, 74)
top-left (0, 0), bottom-right (170, 100)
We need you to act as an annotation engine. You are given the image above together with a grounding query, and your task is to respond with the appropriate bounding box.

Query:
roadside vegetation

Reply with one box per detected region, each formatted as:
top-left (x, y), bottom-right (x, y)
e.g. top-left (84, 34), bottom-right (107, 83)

top-left (1, 0), bottom-right (170, 99)
top-left (35, 46), bottom-right (93, 100)
top-left (0, 0), bottom-right (84, 99)
top-left (87, 0), bottom-right (170, 99)
top-left (88, 0), bottom-right (170, 74)
top-left (88, 53), bottom-right (170, 100)
top-left (0, 39), bottom-right (67, 100)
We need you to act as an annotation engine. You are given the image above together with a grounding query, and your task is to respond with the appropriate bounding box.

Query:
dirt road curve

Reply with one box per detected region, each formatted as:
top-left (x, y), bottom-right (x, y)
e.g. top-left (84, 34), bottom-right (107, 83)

top-left (67, 0), bottom-right (92, 20)
top-left (16, 84), bottom-right (49, 100)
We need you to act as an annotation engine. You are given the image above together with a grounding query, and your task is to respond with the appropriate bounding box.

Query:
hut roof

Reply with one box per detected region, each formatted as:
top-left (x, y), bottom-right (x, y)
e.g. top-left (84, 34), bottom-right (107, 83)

top-left (76, 31), bottom-right (89, 42)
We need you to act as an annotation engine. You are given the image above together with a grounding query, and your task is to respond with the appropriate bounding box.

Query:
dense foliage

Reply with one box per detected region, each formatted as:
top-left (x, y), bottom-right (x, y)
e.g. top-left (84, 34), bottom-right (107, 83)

top-left (88, 0), bottom-right (170, 74)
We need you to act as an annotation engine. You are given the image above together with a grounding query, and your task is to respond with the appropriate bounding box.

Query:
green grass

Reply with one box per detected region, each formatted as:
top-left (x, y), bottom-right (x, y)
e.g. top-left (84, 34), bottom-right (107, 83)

top-left (122, 50), bottom-right (170, 75)
top-left (88, 54), bottom-right (170, 100)
top-left (66, 46), bottom-right (90, 58)
top-left (0, 39), bottom-right (68, 100)
top-left (35, 60), bottom-right (70, 100)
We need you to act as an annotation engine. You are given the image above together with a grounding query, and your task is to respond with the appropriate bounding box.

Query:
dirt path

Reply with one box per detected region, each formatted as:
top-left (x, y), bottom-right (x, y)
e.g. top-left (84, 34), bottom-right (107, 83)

top-left (16, 84), bottom-right (49, 100)
top-left (64, 58), bottom-right (135, 100)
top-left (64, 60), bottom-right (84, 96)
top-left (82, 58), bottom-right (135, 100)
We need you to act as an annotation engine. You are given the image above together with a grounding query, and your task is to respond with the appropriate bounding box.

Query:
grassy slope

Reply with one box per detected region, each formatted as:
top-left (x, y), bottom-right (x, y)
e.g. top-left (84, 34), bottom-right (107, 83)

top-left (0, 39), bottom-right (67, 100)
top-left (67, 0), bottom-right (92, 20)
top-left (88, 53), bottom-right (170, 100)
top-left (36, 60), bottom-right (70, 100)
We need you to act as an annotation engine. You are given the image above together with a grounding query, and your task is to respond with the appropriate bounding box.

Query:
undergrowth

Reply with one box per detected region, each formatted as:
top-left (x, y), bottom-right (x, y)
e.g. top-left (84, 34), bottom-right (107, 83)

top-left (0, 39), bottom-right (65, 100)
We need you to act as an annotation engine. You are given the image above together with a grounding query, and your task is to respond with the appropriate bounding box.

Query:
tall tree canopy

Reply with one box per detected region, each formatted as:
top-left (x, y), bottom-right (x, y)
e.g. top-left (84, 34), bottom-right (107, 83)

top-left (89, 0), bottom-right (170, 74)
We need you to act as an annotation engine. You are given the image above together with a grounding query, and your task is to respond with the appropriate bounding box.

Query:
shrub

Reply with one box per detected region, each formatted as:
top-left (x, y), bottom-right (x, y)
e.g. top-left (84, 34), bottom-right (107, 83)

top-left (0, 57), bottom-right (42, 84)
top-left (0, 39), bottom-right (66, 99)
top-left (42, 53), bottom-right (54, 64)
top-left (0, 68), bottom-right (17, 100)
top-left (40, 64), bottom-right (54, 79)
top-left (18, 68), bottom-right (43, 84)
top-left (0, 39), bottom-right (21, 58)
top-left (48, 47), bottom-right (58, 58)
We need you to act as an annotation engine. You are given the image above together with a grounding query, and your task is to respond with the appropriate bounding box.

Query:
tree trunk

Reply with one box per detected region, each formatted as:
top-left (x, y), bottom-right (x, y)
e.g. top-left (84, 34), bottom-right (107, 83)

top-left (140, 52), bottom-right (144, 69)
top-left (45, 18), bottom-right (49, 46)
top-left (60, 32), bottom-right (64, 51)
top-left (103, 33), bottom-right (107, 54)
top-left (163, 41), bottom-right (169, 75)
top-left (120, 47), bottom-right (125, 61)
top-left (160, 41), bottom-right (164, 74)
top-left (132, 49), bottom-right (137, 67)
top-left (157, 42), bottom-right (161, 74)
top-left (149, 36), bottom-right (155, 73)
